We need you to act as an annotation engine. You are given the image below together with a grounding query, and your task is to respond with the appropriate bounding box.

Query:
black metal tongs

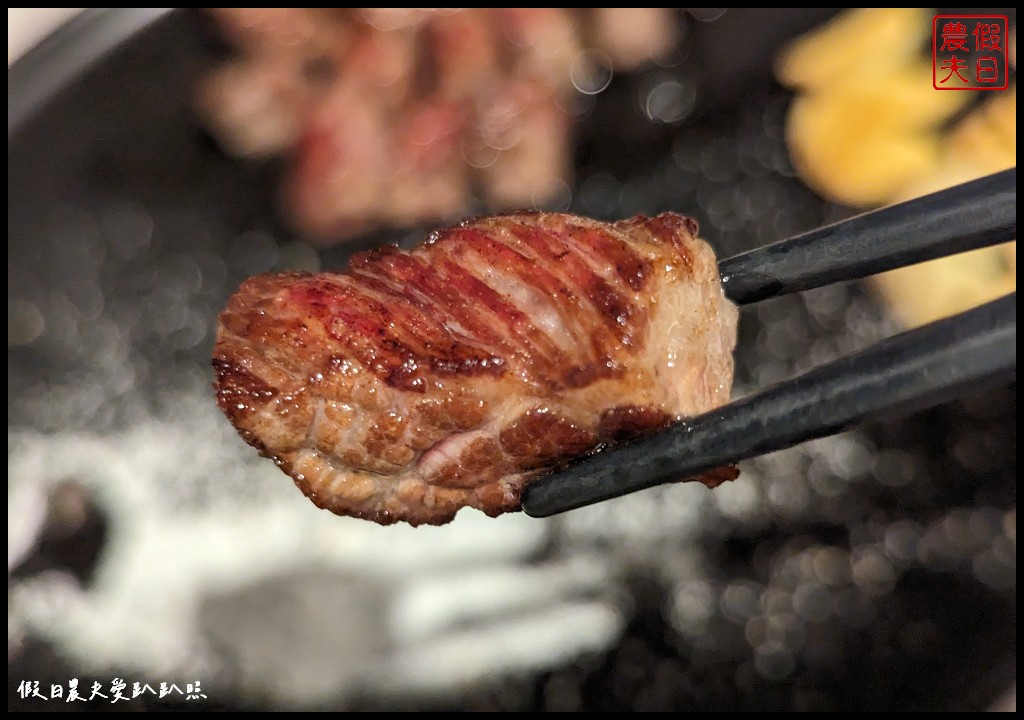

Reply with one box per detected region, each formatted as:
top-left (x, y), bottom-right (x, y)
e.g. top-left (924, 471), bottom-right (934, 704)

top-left (522, 168), bottom-right (1017, 517)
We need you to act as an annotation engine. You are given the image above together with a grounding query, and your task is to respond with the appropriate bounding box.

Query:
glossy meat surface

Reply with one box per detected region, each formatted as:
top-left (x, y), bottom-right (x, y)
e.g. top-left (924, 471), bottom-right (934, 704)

top-left (213, 212), bottom-right (738, 524)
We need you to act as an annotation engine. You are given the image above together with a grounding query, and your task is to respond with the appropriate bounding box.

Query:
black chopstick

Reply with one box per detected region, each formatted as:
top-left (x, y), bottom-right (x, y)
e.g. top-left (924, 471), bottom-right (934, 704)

top-left (718, 168), bottom-right (1016, 305)
top-left (522, 293), bottom-right (1016, 518)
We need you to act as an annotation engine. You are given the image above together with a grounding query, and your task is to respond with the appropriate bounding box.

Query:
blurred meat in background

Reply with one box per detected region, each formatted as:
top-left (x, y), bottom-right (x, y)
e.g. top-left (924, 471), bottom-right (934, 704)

top-left (197, 8), bottom-right (679, 243)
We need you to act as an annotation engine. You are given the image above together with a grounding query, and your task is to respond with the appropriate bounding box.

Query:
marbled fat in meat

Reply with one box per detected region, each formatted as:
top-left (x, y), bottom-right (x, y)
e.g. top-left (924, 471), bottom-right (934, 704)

top-left (213, 212), bottom-right (739, 525)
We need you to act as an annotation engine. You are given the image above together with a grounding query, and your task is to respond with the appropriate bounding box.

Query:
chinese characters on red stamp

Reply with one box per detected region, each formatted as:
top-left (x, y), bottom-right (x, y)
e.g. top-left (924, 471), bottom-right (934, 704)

top-left (933, 15), bottom-right (1009, 90)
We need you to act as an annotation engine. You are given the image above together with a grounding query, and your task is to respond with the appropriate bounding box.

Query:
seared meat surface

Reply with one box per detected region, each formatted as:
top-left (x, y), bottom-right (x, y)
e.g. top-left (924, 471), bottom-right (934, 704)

top-left (213, 212), bottom-right (738, 525)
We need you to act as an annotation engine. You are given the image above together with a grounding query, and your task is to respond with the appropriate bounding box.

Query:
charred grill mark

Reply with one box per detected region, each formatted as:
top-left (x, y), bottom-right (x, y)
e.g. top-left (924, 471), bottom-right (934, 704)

top-left (346, 269), bottom-right (507, 386)
top-left (499, 406), bottom-right (596, 469)
top-left (266, 215), bottom-right (684, 393)
top-left (486, 223), bottom-right (606, 349)
top-left (631, 212), bottom-right (700, 243)
top-left (618, 213), bottom-right (698, 272)
top-left (354, 246), bottom-right (518, 358)
top-left (505, 221), bottom-right (641, 349)
top-left (211, 356), bottom-right (277, 453)
top-left (432, 257), bottom-right (566, 378)
top-left (219, 212), bottom-right (704, 401)
top-left (561, 361), bottom-right (623, 388)
top-left (442, 227), bottom-right (581, 323)
top-left (441, 225), bottom-right (620, 387)
top-left (286, 274), bottom-right (505, 391)
top-left (598, 404), bottom-right (673, 443)
top-left (559, 222), bottom-right (653, 292)
top-left (349, 262), bottom-right (445, 324)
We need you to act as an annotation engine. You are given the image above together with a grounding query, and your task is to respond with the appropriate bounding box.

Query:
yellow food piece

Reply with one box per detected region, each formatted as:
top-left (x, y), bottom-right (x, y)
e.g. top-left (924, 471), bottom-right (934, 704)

top-left (785, 63), bottom-right (969, 206)
top-left (872, 89), bottom-right (1017, 327)
top-left (871, 245), bottom-right (1016, 327)
top-left (775, 8), bottom-right (932, 91)
top-left (778, 8), bottom-right (1016, 327)
top-left (872, 161), bottom-right (1016, 328)
top-left (947, 88), bottom-right (1017, 171)
top-left (787, 93), bottom-right (939, 206)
